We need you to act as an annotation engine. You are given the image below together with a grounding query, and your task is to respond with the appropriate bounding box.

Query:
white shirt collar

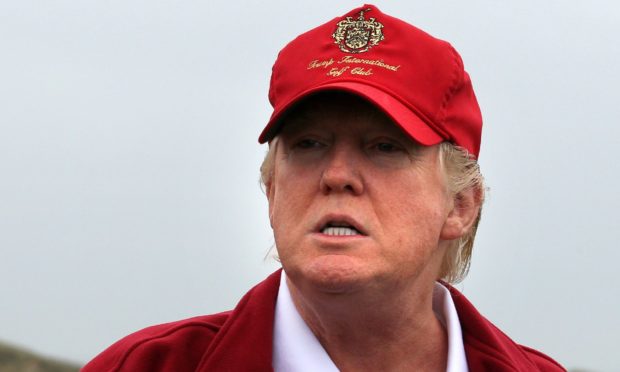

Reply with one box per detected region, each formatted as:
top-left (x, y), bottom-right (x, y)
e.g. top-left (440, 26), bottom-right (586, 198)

top-left (273, 271), bottom-right (468, 372)
top-left (432, 281), bottom-right (469, 372)
top-left (273, 271), bottom-right (339, 372)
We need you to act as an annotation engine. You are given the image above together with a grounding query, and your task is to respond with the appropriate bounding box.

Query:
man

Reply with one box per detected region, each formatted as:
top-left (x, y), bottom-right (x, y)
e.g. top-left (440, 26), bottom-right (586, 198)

top-left (84, 5), bottom-right (565, 371)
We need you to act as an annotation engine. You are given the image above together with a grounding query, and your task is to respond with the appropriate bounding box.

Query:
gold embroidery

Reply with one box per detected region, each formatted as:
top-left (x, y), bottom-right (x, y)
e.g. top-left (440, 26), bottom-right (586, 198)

top-left (338, 56), bottom-right (400, 71)
top-left (307, 59), bottom-right (335, 69)
top-left (332, 8), bottom-right (384, 54)
top-left (351, 67), bottom-right (373, 76)
top-left (327, 67), bottom-right (350, 77)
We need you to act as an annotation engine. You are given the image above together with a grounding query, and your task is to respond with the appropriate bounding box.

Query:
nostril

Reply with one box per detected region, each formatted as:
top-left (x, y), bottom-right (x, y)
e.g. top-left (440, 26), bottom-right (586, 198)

top-left (319, 156), bottom-right (364, 195)
top-left (319, 168), bottom-right (363, 195)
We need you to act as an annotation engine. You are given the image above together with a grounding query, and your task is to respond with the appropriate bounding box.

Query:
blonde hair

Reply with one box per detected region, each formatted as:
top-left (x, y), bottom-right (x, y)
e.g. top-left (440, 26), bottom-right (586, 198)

top-left (436, 142), bottom-right (485, 283)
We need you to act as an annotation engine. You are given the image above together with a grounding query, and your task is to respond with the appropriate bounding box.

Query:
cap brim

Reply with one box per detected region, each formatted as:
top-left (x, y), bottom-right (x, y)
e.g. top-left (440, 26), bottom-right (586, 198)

top-left (258, 81), bottom-right (444, 146)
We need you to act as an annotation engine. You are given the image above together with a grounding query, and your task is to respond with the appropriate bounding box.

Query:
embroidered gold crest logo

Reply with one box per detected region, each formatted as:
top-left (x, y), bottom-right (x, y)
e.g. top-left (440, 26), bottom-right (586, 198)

top-left (332, 8), bottom-right (384, 54)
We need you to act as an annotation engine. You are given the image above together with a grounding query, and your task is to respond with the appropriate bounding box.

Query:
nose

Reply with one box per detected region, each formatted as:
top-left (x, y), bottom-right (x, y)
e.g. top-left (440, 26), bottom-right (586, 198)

top-left (319, 146), bottom-right (364, 195)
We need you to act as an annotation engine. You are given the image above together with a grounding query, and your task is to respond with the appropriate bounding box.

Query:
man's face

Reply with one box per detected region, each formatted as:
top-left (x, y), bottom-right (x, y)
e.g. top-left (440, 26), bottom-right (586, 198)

top-left (267, 94), bottom-right (459, 296)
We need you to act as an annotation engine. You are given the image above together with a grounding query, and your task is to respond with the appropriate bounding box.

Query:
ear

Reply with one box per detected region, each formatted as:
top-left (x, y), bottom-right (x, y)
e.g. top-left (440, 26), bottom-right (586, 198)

top-left (440, 186), bottom-right (483, 240)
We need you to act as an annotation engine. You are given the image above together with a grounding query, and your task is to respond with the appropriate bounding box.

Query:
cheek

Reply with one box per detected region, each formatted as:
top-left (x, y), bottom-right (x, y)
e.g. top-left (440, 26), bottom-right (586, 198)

top-left (271, 154), bottom-right (323, 208)
top-left (373, 179), bottom-right (450, 245)
top-left (271, 175), bottom-right (310, 218)
top-left (269, 168), bottom-right (317, 246)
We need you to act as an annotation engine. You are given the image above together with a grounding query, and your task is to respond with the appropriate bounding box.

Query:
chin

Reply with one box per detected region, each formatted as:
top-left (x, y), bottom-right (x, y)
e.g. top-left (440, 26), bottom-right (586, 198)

top-left (292, 254), bottom-right (374, 294)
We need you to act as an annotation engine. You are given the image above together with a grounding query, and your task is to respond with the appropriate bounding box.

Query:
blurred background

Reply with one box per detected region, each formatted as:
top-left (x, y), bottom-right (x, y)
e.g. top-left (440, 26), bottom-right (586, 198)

top-left (1, 1), bottom-right (618, 371)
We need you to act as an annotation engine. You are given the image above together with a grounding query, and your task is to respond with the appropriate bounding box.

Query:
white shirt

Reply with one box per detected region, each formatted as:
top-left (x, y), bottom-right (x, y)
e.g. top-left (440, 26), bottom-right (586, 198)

top-left (273, 271), bottom-right (468, 372)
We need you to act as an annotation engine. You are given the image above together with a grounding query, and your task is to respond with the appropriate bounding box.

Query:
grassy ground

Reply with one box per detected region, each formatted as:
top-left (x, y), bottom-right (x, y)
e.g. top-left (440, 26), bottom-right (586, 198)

top-left (0, 341), bottom-right (81, 372)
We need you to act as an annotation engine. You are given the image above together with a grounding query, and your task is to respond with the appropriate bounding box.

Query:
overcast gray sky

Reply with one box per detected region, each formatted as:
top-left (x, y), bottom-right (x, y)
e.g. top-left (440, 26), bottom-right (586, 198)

top-left (1, 1), bottom-right (618, 371)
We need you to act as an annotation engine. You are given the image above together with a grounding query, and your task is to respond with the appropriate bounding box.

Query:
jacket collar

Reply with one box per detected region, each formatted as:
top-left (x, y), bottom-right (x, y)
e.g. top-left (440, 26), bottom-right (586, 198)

top-left (197, 270), bottom-right (281, 371)
top-left (198, 270), bottom-right (556, 371)
top-left (446, 284), bottom-right (549, 371)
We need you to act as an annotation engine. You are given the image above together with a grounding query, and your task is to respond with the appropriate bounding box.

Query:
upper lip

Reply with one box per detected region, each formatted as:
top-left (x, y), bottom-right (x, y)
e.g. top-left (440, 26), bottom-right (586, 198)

top-left (314, 214), bottom-right (368, 236)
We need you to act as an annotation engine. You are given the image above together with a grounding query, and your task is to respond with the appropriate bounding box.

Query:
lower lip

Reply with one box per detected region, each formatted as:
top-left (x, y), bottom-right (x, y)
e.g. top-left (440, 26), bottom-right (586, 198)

top-left (311, 232), bottom-right (368, 241)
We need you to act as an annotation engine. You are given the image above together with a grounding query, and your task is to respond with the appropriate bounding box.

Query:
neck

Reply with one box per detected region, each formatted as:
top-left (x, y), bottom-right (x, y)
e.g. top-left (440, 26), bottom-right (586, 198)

top-left (286, 275), bottom-right (448, 372)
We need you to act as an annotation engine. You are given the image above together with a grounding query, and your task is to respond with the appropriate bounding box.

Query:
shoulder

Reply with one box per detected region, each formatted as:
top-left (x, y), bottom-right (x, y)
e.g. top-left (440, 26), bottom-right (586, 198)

top-left (83, 270), bottom-right (283, 372)
top-left (82, 312), bottom-right (231, 372)
top-left (444, 283), bottom-right (566, 371)
top-left (519, 344), bottom-right (566, 371)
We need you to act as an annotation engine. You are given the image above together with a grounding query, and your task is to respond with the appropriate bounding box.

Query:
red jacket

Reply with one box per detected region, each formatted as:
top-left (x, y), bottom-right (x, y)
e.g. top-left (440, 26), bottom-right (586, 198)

top-left (84, 270), bottom-right (565, 371)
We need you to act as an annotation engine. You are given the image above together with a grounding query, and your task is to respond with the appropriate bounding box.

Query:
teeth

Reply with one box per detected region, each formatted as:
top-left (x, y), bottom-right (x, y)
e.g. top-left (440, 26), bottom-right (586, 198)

top-left (321, 226), bottom-right (360, 236)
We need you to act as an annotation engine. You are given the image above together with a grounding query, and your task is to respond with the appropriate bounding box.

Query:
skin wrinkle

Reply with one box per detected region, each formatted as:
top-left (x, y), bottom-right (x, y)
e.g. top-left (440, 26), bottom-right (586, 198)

top-left (265, 93), bottom-right (482, 371)
top-left (286, 270), bottom-right (447, 371)
top-left (262, 116), bottom-right (483, 284)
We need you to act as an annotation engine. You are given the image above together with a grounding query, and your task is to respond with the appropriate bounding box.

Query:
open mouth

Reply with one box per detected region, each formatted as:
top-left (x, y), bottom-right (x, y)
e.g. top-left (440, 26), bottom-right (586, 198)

top-left (320, 221), bottom-right (364, 236)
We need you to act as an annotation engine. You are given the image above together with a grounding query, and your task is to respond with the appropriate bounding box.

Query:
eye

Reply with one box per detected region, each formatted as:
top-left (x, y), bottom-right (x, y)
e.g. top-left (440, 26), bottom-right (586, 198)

top-left (369, 140), bottom-right (405, 155)
top-left (295, 138), bottom-right (324, 149)
top-left (375, 142), bottom-right (400, 153)
top-left (365, 137), bottom-right (414, 168)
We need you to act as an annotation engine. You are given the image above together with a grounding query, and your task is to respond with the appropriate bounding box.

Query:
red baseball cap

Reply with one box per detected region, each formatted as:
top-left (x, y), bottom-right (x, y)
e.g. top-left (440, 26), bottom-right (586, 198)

top-left (258, 4), bottom-right (483, 158)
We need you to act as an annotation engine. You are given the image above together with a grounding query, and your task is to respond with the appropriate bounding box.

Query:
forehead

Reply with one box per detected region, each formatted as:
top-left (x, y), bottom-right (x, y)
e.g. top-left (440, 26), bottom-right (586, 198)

top-left (279, 91), bottom-right (412, 138)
